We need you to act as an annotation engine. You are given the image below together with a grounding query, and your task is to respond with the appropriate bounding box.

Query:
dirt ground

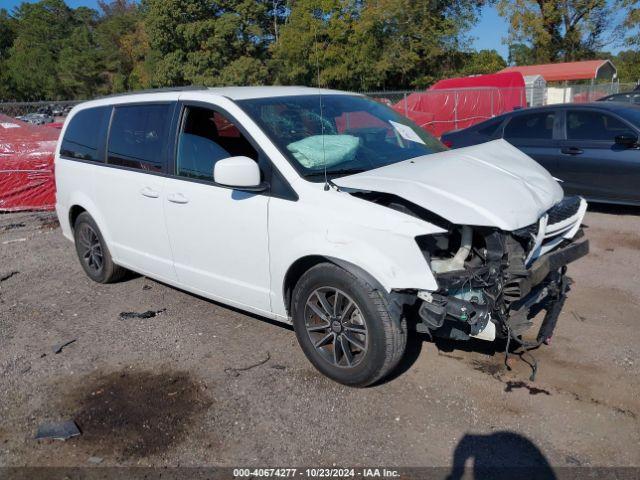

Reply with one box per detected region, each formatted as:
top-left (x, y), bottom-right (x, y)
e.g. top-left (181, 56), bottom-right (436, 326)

top-left (0, 206), bottom-right (639, 470)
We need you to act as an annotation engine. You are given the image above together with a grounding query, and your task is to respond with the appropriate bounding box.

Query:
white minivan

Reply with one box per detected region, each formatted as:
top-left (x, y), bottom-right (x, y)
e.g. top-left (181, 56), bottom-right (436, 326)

top-left (55, 86), bottom-right (588, 386)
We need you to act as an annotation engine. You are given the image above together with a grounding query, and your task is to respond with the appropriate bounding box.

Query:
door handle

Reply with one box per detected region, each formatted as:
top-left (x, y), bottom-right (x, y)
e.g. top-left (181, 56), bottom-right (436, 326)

top-left (167, 192), bottom-right (189, 204)
top-left (140, 186), bottom-right (159, 198)
top-left (561, 147), bottom-right (583, 155)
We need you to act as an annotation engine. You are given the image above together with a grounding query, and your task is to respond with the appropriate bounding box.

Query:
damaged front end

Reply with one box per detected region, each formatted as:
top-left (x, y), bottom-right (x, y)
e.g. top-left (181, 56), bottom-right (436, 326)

top-left (415, 196), bottom-right (589, 346)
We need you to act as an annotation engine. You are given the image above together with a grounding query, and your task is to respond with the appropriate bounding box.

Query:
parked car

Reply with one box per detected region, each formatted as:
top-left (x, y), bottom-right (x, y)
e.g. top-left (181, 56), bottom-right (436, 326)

top-left (598, 91), bottom-right (640, 104)
top-left (51, 104), bottom-right (65, 116)
top-left (37, 105), bottom-right (53, 116)
top-left (55, 87), bottom-right (588, 386)
top-left (441, 102), bottom-right (640, 206)
top-left (16, 112), bottom-right (55, 125)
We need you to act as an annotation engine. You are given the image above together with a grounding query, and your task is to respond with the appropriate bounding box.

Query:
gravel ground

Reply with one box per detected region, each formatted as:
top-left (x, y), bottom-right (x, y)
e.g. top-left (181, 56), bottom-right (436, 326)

top-left (0, 207), bottom-right (638, 469)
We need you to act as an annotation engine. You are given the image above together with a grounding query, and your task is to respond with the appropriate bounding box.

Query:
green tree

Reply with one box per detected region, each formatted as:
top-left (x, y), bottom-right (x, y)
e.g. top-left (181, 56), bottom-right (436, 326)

top-left (57, 8), bottom-right (105, 98)
top-left (95, 0), bottom-right (149, 93)
top-left (271, 0), bottom-right (483, 90)
top-left (458, 49), bottom-right (507, 75)
top-left (358, 0), bottom-right (483, 88)
top-left (143, 0), bottom-right (272, 87)
top-left (613, 50), bottom-right (640, 83)
top-left (497, 0), bottom-right (613, 63)
top-left (0, 9), bottom-right (16, 100)
top-left (0, 9), bottom-right (14, 58)
top-left (5, 0), bottom-right (77, 99)
top-left (507, 43), bottom-right (535, 66)
top-left (621, 0), bottom-right (640, 48)
top-left (270, 0), bottom-right (362, 88)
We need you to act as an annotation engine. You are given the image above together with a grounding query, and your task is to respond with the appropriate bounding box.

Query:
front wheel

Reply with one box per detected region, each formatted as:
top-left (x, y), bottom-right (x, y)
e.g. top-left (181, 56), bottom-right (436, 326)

top-left (291, 263), bottom-right (407, 387)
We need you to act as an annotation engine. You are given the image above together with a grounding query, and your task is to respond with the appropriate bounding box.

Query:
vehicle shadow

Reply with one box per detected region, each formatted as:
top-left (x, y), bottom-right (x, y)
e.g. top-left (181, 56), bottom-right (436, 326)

top-left (140, 277), bottom-right (294, 332)
top-left (446, 431), bottom-right (557, 480)
top-left (433, 336), bottom-right (504, 356)
top-left (379, 332), bottom-right (505, 386)
top-left (587, 203), bottom-right (640, 216)
top-left (376, 329), bottom-right (426, 384)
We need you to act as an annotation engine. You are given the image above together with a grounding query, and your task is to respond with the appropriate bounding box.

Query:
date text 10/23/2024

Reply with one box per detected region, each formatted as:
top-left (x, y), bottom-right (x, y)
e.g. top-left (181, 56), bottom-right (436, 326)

top-left (233, 468), bottom-right (401, 478)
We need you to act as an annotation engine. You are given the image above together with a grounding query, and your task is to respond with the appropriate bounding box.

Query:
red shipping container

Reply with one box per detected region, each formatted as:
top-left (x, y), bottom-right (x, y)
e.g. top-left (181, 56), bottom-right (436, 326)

top-left (0, 114), bottom-right (60, 212)
top-left (393, 72), bottom-right (526, 137)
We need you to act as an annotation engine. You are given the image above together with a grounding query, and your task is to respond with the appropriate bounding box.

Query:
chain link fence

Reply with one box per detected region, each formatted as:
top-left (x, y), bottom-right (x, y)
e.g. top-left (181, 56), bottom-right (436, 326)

top-left (360, 83), bottom-right (636, 108)
top-left (0, 82), bottom-right (636, 128)
top-left (359, 82), bottom-right (637, 135)
top-left (0, 100), bottom-right (80, 121)
top-left (362, 87), bottom-right (527, 136)
top-left (549, 83), bottom-right (637, 103)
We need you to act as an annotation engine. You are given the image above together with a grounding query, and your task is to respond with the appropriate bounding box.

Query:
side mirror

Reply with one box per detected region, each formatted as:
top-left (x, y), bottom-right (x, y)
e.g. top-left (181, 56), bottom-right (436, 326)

top-left (214, 156), bottom-right (265, 191)
top-left (615, 134), bottom-right (638, 148)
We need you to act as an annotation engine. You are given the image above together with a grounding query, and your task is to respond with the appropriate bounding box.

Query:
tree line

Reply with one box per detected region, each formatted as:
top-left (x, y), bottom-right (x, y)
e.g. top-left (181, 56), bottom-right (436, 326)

top-left (0, 0), bottom-right (638, 102)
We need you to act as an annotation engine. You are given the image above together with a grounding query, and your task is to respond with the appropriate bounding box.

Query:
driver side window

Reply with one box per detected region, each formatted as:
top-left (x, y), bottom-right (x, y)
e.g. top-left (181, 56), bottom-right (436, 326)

top-left (566, 110), bottom-right (631, 142)
top-left (176, 106), bottom-right (257, 181)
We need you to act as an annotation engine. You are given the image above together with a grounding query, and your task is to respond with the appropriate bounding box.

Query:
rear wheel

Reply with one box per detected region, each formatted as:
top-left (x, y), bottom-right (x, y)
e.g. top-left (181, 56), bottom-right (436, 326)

top-left (291, 263), bottom-right (406, 387)
top-left (73, 212), bottom-right (127, 283)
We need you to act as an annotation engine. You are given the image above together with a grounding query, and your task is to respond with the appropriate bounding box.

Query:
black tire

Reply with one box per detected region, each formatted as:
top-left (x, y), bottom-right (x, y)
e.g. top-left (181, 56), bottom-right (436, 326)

top-left (291, 263), bottom-right (407, 387)
top-left (73, 212), bottom-right (128, 283)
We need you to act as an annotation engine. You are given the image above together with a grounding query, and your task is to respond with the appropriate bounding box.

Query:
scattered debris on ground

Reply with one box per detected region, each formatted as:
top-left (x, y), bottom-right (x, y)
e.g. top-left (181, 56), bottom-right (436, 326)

top-left (2, 222), bottom-right (25, 231)
top-left (2, 237), bottom-right (26, 245)
top-left (37, 216), bottom-right (59, 230)
top-left (1, 271), bottom-right (19, 282)
top-left (52, 339), bottom-right (77, 354)
top-left (571, 311), bottom-right (586, 322)
top-left (119, 308), bottom-right (166, 320)
top-left (87, 456), bottom-right (103, 464)
top-left (34, 420), bottom-right (81, 441)
top-left (224, 352), bottom-right (271, 377)
top-left (1, 209), bottom-right (639, 466)
top-left (504, 381), bottom-right (551, 396)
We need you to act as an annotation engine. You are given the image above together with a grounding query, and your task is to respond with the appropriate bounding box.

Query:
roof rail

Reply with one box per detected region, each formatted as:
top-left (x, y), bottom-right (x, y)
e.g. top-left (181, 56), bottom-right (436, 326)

top-left (99, 85), bottom-right (209, 99)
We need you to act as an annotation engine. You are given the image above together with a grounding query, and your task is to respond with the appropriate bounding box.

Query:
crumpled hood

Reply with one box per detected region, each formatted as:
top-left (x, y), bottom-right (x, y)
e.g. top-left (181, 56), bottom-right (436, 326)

top-left (334, 139), bottom-right (564, 231)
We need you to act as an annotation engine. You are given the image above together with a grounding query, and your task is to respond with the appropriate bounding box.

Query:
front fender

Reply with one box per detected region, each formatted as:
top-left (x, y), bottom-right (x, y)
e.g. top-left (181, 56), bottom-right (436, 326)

top-left (270, 226), bottom-right (439, 318)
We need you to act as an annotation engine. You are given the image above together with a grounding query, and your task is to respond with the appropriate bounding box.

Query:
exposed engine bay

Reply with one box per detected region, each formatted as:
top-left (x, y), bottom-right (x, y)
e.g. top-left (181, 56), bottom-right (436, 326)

top-left (353, 192), bottom-right (589, 352)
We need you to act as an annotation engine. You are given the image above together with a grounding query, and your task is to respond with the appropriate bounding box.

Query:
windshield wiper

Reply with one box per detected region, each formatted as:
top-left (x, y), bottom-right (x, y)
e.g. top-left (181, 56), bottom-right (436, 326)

top-left (304, 168), bottom-right (366, 177)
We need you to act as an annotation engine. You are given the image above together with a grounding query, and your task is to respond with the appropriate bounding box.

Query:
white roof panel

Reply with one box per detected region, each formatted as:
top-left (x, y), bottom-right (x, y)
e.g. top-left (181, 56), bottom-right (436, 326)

top-left (70, 86), bottom-right (357, 112)
top-left (206, 86), bottom-right (354, 100)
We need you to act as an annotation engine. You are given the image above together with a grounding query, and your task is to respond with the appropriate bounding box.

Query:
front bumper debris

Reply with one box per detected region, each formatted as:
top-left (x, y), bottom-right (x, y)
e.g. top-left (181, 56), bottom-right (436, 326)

top-left (417, 232), bottom-right (589, 343)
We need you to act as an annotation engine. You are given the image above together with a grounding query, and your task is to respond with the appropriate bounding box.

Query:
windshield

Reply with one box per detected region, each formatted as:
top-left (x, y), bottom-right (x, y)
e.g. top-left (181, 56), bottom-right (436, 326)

top-left (238, 95), bottom-right (446, 179)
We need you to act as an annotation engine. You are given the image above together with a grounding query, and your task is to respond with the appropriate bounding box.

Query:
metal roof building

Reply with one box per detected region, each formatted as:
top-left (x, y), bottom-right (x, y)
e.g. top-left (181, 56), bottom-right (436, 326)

top-left (500, 59), bottom-right (617, 83)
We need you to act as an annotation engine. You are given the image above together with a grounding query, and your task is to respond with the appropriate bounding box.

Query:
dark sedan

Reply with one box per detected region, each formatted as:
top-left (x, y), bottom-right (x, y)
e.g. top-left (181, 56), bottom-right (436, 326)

top-left (598, 91), bottom-right (640, 104)
top-left (441, 103), bottom-right (640, 206)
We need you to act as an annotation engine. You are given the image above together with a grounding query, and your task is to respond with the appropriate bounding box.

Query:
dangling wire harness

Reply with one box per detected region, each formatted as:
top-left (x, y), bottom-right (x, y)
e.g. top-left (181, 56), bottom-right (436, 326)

top-left (504, 270), bottom-right (569, 382)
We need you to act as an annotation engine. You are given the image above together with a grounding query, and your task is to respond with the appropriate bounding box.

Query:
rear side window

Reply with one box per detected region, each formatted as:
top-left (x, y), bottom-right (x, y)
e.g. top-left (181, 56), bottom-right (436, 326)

top-left (566, 110), bottom-right (631, 141)
top-left (107, 104), bottom-right (172, 172)
top-left (504, 112), bottom-right (555, 140)
top-left (60, 107), bottom-right (111, 161)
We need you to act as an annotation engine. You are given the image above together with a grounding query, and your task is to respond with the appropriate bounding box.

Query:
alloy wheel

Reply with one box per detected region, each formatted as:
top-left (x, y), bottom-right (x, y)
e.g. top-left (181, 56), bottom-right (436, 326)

top-left (304, 287), bottom-right (368, 368)
top-left (77, 224), bottom-right (103, 273)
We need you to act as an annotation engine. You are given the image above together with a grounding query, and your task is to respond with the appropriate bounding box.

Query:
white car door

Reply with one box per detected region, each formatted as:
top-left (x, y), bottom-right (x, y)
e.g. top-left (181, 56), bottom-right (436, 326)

top-left (162, 102), bottom-right (271, 314)
top-left (96, 102), bottom-right (178, 282)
